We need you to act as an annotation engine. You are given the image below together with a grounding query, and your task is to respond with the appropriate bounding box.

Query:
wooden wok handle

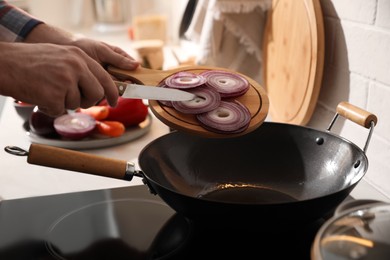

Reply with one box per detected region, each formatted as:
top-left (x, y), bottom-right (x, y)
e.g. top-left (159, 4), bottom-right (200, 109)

top-left (337, 101), bottom-right (378, 128)
top-left (27, 143), bottom-right (127, 180)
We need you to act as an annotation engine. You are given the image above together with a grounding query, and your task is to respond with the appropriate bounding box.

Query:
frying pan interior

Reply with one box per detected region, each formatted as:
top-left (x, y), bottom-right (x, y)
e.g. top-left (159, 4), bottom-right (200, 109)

top-left (139, 122), bottom-right (368, 205)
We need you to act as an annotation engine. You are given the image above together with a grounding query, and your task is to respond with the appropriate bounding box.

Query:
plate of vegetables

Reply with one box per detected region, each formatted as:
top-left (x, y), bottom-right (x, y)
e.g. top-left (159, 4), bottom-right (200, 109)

top-left (25, 98), bottom-right (152, 150)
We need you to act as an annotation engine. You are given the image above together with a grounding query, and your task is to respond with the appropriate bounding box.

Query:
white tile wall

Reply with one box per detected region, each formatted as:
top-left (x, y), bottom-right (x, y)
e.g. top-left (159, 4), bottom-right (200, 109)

top-left (320, 0), bottom-right (377, 24)
top-left (375, 0), bottom-right (390, 28)
top-left (310, 0), bottom-right (390, 199)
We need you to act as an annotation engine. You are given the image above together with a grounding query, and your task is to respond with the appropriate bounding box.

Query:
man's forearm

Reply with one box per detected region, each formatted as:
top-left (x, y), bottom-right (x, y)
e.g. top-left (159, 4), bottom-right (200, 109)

top-left (23, 23), bottom-right (77, 45)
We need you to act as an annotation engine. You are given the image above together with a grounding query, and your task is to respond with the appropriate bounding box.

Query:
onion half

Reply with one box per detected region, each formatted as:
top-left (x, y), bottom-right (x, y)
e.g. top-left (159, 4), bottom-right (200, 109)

top-left (54, 113), bottom-right (96, 140)
top-left (165, 71), bottom-right (207, 89)
top-left (171, 86), bottom-right (221, 114)
top-left (201, 70), bottom-right (249, 98)
top-left (196, 100), bottom-right (251, 133)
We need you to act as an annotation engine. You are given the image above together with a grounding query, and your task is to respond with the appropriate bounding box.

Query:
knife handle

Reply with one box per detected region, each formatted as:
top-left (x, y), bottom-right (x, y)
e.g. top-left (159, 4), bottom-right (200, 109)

top-left (114, 81), bottom-right (129, 96)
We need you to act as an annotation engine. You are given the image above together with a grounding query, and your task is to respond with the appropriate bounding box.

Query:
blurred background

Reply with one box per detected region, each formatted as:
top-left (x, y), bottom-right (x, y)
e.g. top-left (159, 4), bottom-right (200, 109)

top-left (9, 0), bottom-right (185, 43)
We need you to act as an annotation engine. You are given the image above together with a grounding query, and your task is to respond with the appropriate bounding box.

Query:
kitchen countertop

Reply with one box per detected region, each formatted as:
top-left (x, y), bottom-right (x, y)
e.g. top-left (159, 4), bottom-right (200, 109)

top-left (0, 96), bottom-right (170, 201)
top-left (0, 28), bottom-right (388, 203)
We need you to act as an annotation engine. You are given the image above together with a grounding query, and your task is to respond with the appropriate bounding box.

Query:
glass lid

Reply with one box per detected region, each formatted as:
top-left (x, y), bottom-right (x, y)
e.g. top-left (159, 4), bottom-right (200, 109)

top-left (313, 202), bottom-right (390, 260)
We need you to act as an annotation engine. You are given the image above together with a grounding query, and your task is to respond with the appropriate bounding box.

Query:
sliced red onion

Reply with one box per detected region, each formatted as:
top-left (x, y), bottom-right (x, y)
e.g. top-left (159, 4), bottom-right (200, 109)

top-left (158, 100), bottom-right (173, 107)
top-left (54, 113), bottom-right (96, 140)
top-left (165, 71), bottom-right (207, 89)
top-left (156, 82), bottom-right (173, 107)
top-left (171, 86), bottom-right (221, 114)
top-left (201, 70), bottom-right (250, 98)
top-left (196, 100), bottom-right (251, 133)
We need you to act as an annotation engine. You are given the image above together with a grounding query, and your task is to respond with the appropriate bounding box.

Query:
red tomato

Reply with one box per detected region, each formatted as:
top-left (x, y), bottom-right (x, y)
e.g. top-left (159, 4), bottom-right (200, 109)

top-left (99, 97), bottom-right (148, 127)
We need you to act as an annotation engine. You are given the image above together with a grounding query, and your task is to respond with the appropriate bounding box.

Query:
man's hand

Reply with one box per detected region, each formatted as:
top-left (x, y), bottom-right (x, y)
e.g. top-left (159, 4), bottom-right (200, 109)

top-left (0, 42), bottom-right (137, 117)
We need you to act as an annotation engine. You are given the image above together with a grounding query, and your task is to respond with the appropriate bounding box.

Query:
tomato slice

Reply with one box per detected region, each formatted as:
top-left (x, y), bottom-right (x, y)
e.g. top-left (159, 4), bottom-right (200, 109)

top-left (96, 120), bottom-right (125, 137)
top-left (79, 106), bottom-right (109, 120)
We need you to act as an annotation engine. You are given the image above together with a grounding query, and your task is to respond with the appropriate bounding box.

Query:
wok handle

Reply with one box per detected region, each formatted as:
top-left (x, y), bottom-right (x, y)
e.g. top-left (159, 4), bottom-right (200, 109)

top-left (27, 143), bottom-right (128, 180)
top-left (336, 101), bottom-right (378, 128)
top-left (329, 102), bottom-right (377, 153)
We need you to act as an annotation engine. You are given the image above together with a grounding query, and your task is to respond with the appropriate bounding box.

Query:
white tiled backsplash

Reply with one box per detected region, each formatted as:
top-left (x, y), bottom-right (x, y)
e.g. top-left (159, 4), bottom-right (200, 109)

top-left (307, 0), bottom-right (390, 199)
top-left (13, 0), bottom-right (390, 200)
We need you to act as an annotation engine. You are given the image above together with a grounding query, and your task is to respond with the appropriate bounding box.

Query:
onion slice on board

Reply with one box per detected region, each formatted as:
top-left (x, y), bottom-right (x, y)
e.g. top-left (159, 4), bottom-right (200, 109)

top-left (171, 86), bottom-right (221, 114)
top-left (165, 71), bottom-right (207, 89)
top-left (196, 100), bottom-right (251, 133)
top-left (201, 70), bottom-right (249, 98)
top-left (156, 82), bottom-right (174, 107)
top-left (54, 113), bottom-right (96, 140)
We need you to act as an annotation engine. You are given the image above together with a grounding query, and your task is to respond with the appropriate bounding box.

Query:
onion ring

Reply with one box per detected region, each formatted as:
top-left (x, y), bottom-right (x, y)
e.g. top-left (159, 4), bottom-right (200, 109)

top-left (54, 113), bottom-right (96, 140)
top-left (171, 86), bottom-right (221, 114)
top-left (165, 71), bottom-right (207, 89)
top-left (196, 100), bottom-right (251, 133)
top-left (156, 82), bottom-right (173, 107)
top-left (201, 70), bottom-right (249, 98)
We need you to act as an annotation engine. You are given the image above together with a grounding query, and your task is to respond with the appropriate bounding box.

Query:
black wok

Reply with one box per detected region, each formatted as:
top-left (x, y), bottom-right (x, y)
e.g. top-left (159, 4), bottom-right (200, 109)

top-left (5, 102), bottom-right (377, 229)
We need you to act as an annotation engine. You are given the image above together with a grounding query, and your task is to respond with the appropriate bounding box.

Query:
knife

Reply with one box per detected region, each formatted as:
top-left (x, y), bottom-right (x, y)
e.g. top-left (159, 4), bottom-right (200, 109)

top-left (114, 81), bottom-right (196, 101)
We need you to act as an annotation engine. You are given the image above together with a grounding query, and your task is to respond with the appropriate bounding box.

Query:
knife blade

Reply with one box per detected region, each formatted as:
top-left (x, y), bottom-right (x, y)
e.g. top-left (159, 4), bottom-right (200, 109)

top-left (114, 81), bottom-right (196, 101)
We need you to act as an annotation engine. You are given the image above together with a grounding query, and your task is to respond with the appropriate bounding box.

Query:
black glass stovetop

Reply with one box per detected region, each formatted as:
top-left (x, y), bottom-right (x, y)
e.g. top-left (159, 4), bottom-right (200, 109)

top-left (0, 185), bottom-right (338, 260)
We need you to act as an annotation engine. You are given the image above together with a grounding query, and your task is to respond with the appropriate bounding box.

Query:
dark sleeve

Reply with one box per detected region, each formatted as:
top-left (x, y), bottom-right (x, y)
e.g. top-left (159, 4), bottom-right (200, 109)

top-left (0, 0), bottom-right (43, 42)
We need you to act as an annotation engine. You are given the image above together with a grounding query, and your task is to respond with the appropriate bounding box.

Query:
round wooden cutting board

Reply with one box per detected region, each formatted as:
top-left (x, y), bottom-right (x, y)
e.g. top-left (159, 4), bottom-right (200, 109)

top-left (109, 66), bottom-right (269, 138)
top-left (262, 0), bottom-right (325, 125)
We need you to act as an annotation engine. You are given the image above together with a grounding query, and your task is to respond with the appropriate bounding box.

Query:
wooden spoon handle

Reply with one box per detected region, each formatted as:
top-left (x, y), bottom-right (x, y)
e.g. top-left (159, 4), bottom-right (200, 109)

top-left (108, 65), bottom-right (199, 86)
top-left (107, 65), bottom-right (234, 86)
top-left (108, 66), bottom-right (170, 85)
top-left (27, 143), bottom-right (127, 179)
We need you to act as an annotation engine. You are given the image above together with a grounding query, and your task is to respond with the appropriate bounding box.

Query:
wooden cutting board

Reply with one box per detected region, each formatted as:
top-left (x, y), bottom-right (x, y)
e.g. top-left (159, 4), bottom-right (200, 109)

top-left (262, 0), bottom-right (325, 125)
top-left (108, 66), bottom-right (269, 138)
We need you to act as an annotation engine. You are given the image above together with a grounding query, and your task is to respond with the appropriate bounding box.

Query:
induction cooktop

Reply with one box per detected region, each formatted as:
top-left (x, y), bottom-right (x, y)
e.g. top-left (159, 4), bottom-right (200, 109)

top-left (0, 185), bottom-right (334, 259)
